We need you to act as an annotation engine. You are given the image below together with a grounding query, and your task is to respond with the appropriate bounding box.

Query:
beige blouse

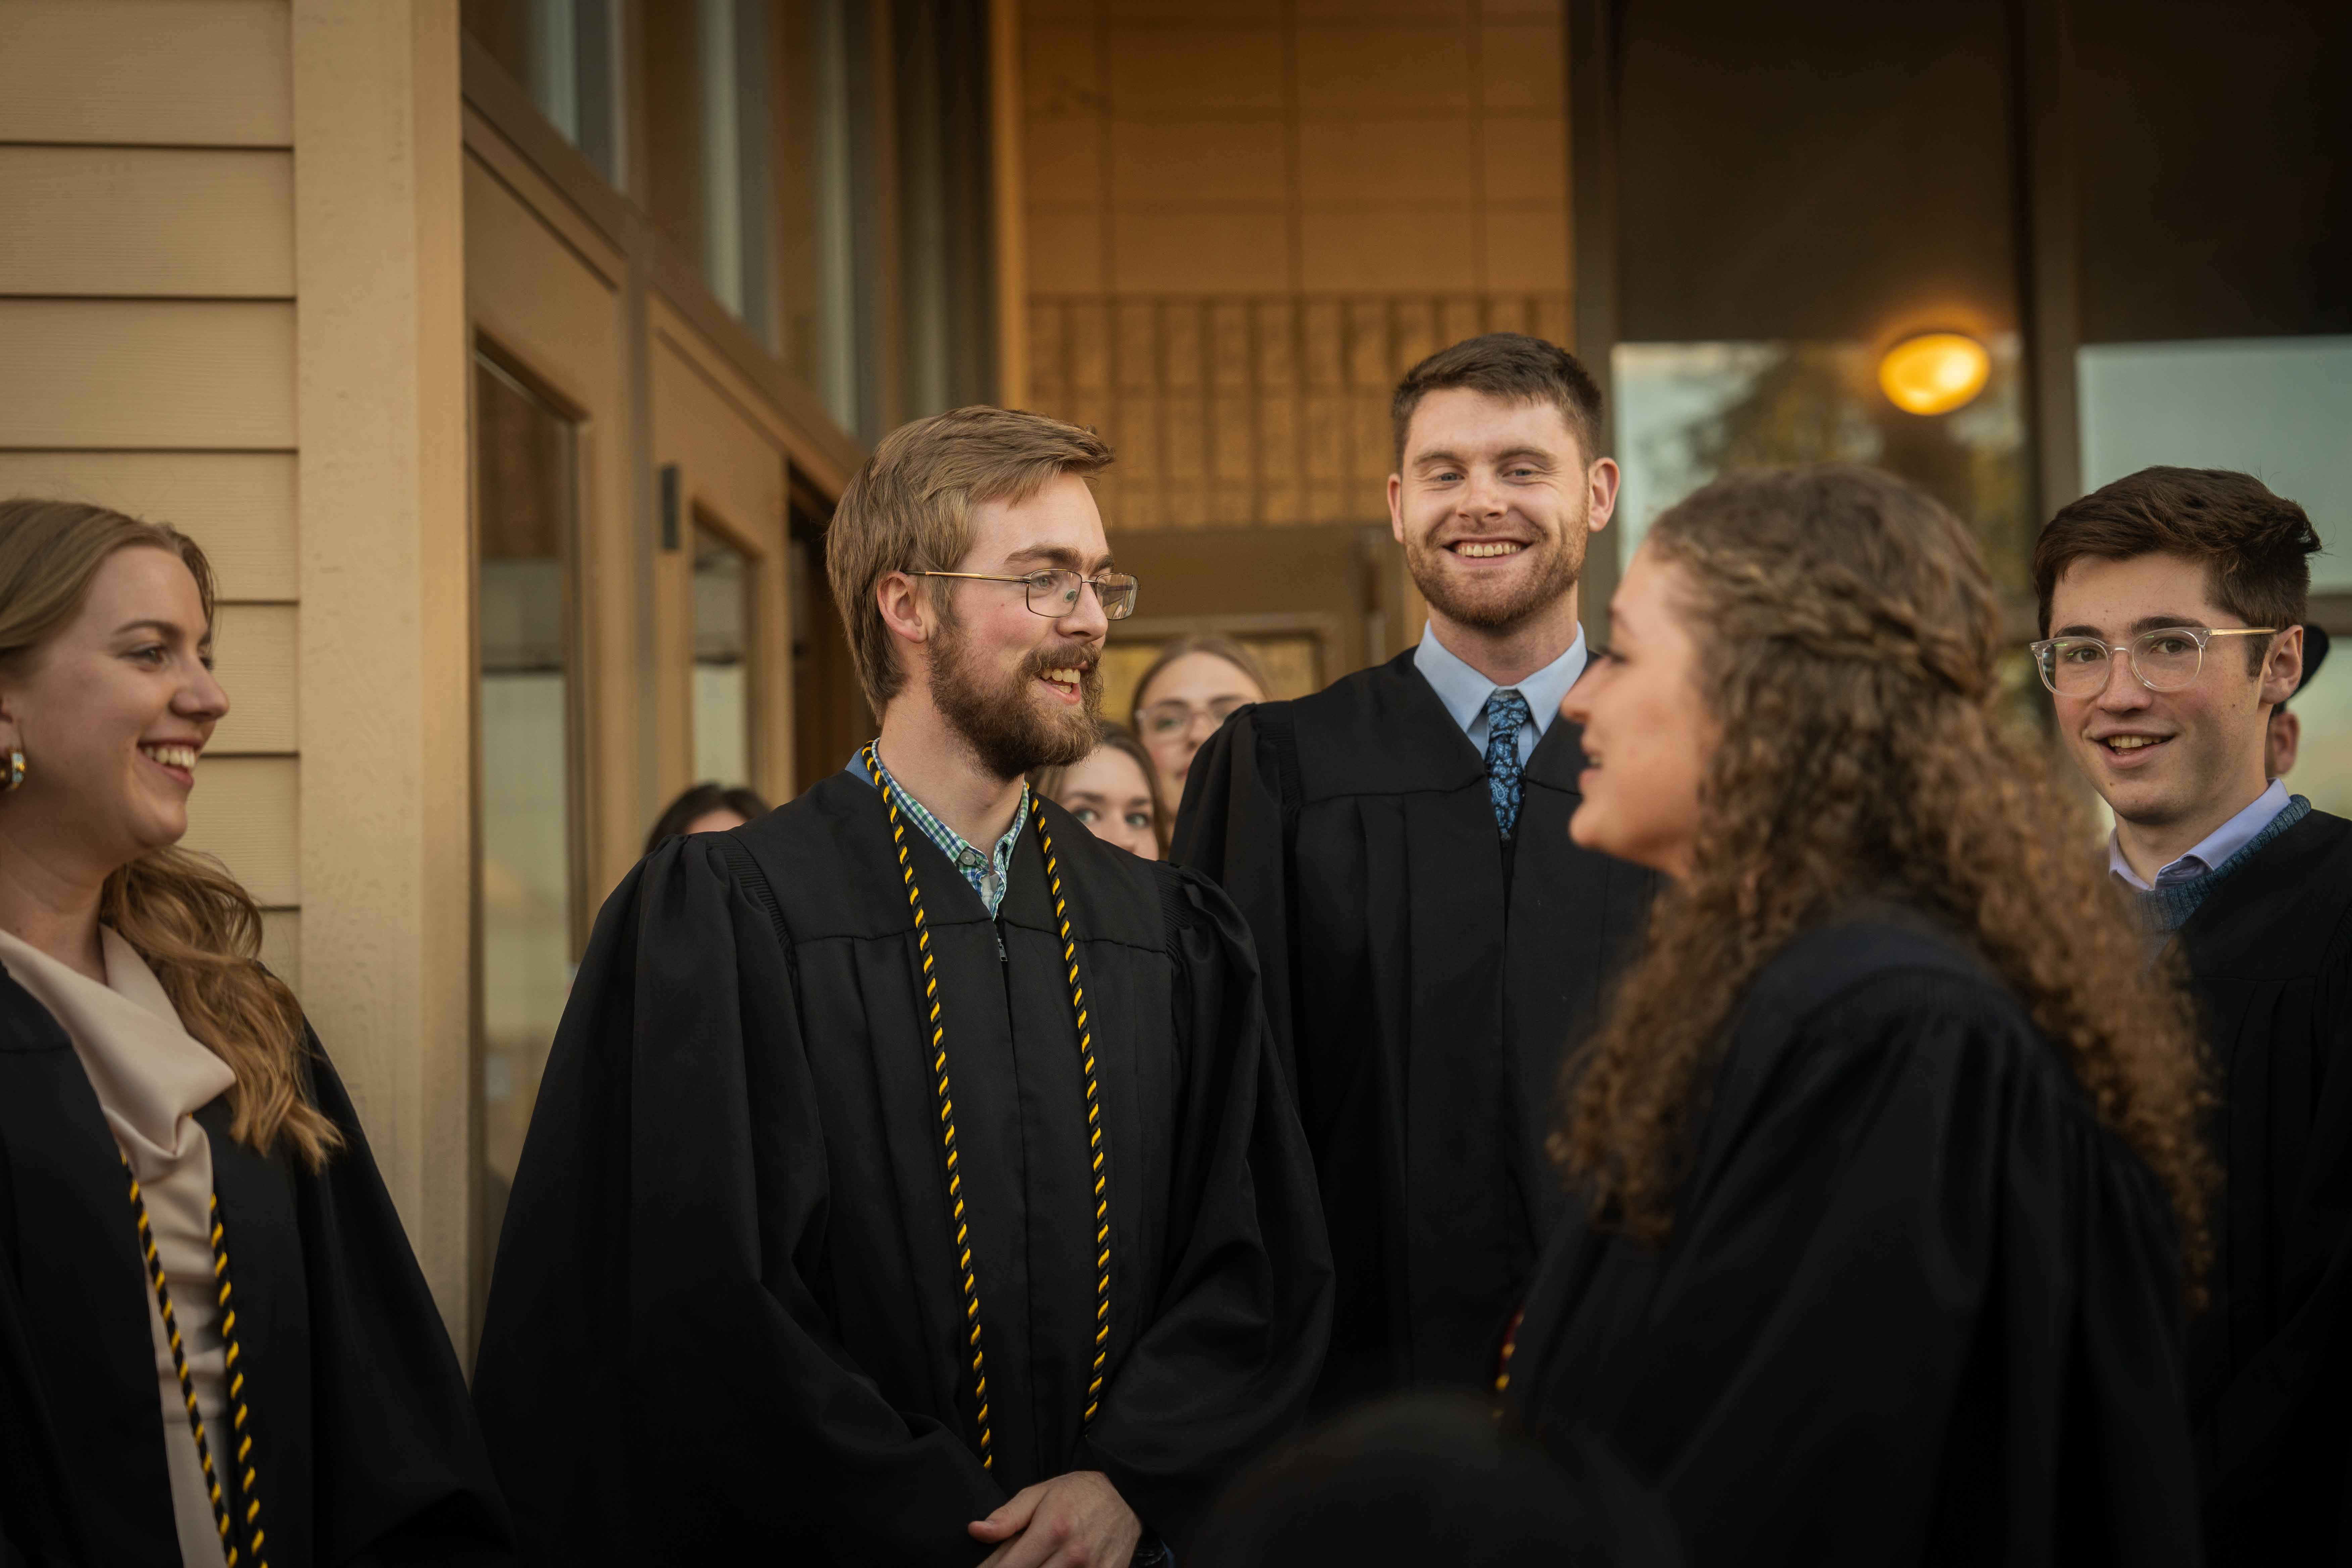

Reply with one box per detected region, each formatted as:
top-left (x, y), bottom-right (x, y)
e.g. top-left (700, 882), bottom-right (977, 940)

top-left (0, 925), bottom-right (237, 1568)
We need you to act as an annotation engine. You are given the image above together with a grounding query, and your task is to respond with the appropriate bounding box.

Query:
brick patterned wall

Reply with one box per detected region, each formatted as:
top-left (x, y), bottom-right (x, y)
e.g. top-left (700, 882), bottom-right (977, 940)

top-left (1021, 0), bottom-right (1573, 529)
top-left (1030, 290), bottom-right (1570, 529)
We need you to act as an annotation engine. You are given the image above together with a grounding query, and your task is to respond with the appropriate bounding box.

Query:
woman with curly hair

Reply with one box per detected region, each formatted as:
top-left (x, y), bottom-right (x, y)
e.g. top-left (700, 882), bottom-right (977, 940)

top-left (1502, 468), bottom-right (2210, 1566)
top-left (0, 499), bottom-right (512, 1566)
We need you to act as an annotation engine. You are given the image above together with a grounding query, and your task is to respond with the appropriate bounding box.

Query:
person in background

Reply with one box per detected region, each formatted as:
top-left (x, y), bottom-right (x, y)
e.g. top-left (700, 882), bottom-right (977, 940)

top-left (1031, 722), bottom-right (1165, 860)
top-left (2264, 622), bottom-right (2328, 779)
top-left (2032, 467), bottom-right (2350, 1567)
top-left (1509, 467), bottom-right (2207, 1566)
top-left (1128, 633), bottom-right (1270, 813)
top-left (0, 499), bottom-right (513, 1567)
top-left (643, 781), bottom-right (770, 854)
top-left (1176, 333), bottom-right (1656, 1411)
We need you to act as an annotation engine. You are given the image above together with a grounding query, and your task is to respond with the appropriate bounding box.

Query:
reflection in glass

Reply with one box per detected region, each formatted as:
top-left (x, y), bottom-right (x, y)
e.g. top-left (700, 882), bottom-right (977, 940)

top-left (474, 353), bottom-right (581, 1275)
top-left (693, 524), bottom-right (754, 788)
top-left (2078, 337), bottom-right (2352, 590)
top-left (1613, 336), bottom-right (2032, 592)
top-left (461, 0), bottom-right (621, 184)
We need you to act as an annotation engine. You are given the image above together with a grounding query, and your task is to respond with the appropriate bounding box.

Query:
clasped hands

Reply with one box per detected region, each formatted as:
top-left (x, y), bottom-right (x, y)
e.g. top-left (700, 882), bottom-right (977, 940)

top-left (969, 1469), bottom-right (1142, 1568)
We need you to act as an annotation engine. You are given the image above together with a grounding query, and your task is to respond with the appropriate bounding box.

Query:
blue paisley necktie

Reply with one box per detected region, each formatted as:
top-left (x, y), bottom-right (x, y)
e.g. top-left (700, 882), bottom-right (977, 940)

top-left (1484, 688), bottom-right (1532, 839)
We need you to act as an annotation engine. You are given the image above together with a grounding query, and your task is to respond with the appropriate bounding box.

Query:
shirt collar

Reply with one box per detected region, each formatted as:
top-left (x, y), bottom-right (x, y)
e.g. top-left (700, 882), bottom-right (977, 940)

top-left (1413, 623), bottom-right (1589, 741)
top-left (2108, 777), bottom-right (2292, 892)
top-left (848, 745), bottom-right (1029, 916)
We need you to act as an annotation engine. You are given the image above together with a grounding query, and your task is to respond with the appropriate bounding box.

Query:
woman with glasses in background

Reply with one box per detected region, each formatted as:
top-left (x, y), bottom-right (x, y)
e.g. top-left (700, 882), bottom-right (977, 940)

top-left (1129, 634), bottom-right (1272, 817)
top-left (0, 499), bottom-right (511, 1567)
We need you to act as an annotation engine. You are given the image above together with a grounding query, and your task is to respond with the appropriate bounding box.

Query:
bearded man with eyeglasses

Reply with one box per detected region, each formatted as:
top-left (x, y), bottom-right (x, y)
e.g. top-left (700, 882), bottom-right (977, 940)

top-left (2034, 465), bottom-right (2351, 1568)
top-left (474, 407), bottom-right (1330, 1567)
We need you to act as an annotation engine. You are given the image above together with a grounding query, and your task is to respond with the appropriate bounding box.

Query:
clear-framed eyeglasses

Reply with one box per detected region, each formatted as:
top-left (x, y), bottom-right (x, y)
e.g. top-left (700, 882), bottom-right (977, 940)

top-left (1137, 695), bottom-right (1250, 740)
top-left (2027, 624), bottom-right (2279, 697)
top-left (909, 568), bottom-right (1140, 621)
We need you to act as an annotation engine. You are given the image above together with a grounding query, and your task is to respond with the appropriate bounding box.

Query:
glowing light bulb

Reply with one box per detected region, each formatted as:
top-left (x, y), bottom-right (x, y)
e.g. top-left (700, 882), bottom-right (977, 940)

top-left (1877, 333), bottom-right (1991, 415)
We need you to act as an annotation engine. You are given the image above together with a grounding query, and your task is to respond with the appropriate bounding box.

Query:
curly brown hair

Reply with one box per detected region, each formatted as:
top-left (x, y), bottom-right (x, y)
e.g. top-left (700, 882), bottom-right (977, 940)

top-left (1550, 466), bottom-right (2213, 1291)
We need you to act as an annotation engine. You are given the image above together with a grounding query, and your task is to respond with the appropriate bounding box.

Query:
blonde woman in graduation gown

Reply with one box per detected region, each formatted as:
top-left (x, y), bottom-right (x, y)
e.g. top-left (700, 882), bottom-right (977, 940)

top-left (0, 500), bottom-right (512, 1567)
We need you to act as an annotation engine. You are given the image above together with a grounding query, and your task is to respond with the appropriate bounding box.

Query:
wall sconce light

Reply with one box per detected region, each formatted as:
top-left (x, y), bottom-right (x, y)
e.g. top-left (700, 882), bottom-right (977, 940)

top-left (1877, 332), bottom-right (1991, 415)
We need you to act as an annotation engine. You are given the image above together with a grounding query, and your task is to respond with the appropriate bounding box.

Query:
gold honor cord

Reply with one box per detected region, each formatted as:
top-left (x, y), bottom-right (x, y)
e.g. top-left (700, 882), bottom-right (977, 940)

top-left (122, 1155), bottom-right (269, 1568)
top-left (1031, 795), bottom-right (1112, 1422)
top-left (864, 743), bottom-right (1111, 1466)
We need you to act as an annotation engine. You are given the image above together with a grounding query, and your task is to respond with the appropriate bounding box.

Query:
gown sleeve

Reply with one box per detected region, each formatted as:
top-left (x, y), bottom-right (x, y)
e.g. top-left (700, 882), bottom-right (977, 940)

top-left (1072, 868), bottom-right (1333, 1549)
top-left (296, 1044), bottom-right (518, 1566)
top-left (1167, 707), bottom-right (1300, 1090)
top-left (470, 838), bottom-right (1003, 1567)
top-left (1533, 972), bottom-right (2202, 1568)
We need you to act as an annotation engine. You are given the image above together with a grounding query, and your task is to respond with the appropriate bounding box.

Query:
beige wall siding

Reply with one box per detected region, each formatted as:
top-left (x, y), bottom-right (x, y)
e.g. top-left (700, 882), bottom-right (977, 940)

top-left (0, 0), bottom-right (294, 146)
top-left (0, 3), bottom-right (303, 993)
top-left (0, 147), bottom-right (296, 298)
top-left (1, 0), bottom-right (477, 1333)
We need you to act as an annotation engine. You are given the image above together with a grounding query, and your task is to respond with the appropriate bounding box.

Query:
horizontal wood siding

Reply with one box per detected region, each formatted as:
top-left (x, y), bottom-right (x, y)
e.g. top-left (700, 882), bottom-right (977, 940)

top-left (0, 300), bottom-right (298, 448)
top-left (0, 1), bottom-right (293, 147)
top-left (181, 757), bottom-right (300, 907)
top-left (1, 0), bottom-right (300, 980)
top-left (0, 147), bottom-right (295, 298)
top-left (209, 604), bottom-right (298, 755)
top-left (0, 452), bottom-right (299, 600)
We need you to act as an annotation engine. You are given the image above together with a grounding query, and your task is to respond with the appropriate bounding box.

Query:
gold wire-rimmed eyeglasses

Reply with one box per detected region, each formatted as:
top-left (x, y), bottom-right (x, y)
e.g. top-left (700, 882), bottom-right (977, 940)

top-left (2028, 624), bottom-right (2280, 697)
top-left (909, 568), bottom-right (1140, 621)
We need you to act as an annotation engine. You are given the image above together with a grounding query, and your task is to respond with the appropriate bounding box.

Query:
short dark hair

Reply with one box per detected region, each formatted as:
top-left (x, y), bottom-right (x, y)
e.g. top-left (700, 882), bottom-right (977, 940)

top-left (645, 781), bottom-right (771, 854)
top-left (2033, 467), bottom-right (2322, 672)
top-left (1389, 333), bottom-right (1604, 470)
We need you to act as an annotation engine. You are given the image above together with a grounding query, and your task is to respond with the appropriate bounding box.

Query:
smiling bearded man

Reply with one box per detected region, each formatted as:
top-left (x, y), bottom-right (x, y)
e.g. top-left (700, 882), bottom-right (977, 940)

top-left (1175, 334), bottom-right (1657, 1410)
top-left (474, 406), bottom-right (1331, 1568)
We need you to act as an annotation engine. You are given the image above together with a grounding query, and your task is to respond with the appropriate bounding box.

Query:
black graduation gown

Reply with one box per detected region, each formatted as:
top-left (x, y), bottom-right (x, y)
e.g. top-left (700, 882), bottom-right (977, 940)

top-left (1502, 910), bottom-right (2201, 1568)
top-left (0, 975), bottom-right (516, 1568)
top-left (1172, 647), bottom-right (1656, 1404)
top-left (2170, 807), bottom-right (2352, 1565)
top-left (470, 772), bottom-right (1332, 1567)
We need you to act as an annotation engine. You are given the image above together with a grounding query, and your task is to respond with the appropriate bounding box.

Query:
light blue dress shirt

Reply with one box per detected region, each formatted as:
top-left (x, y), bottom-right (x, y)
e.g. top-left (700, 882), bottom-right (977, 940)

top-left (2108, 777), bottom-right (2292, 891)
top-left (1412, 625), bottom-right (1589, 766)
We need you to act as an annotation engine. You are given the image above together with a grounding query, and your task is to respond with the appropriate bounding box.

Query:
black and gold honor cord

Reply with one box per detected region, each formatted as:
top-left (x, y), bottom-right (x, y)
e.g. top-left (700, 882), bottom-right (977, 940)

top-left (123, 1153), bottom-right (268, 1568)
top-left (865, 742), bottom-right (1112, 1466)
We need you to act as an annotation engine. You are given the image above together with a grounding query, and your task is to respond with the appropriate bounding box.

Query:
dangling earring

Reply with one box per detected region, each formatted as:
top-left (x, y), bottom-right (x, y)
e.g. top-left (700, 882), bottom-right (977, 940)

top-left (2, 749), bottom-right (22, 792)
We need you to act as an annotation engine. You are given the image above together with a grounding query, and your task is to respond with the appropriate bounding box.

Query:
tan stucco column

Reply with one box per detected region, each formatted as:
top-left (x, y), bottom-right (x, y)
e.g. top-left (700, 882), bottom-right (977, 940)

top-left (290, 0), bottom-right (477, 1340)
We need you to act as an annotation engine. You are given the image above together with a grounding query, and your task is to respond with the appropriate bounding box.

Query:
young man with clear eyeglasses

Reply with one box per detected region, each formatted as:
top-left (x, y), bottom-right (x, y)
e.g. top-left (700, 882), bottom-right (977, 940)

top-left (2032, 466), bottom-right (2350, 1568)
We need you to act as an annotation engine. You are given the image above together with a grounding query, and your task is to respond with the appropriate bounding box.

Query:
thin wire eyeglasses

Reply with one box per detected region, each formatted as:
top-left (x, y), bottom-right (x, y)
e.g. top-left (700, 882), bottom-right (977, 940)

top-left (1138, 696), bottom-right (1250, 739)
top-left (2028, 625), bottom-right (2280, 697)
top-left (909, 568), bottom-right (1139, 621)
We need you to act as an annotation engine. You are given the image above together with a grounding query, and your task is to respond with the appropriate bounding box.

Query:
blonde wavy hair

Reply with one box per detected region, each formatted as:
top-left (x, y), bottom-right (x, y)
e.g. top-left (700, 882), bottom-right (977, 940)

top-left (1551, 467), bottom-right (2212, 1291)
top-left (0, 498), bottom-right (340, 1169)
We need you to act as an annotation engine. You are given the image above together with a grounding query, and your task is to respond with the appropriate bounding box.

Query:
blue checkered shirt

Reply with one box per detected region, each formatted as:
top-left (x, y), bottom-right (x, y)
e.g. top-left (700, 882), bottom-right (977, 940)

top-left (850, 746), bottom-right (1028, 916)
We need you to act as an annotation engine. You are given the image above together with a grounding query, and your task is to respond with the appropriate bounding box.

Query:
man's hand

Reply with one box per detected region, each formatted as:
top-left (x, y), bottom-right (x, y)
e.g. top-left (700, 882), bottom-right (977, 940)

top-left (968, 1470), bottom-right (1142, 1568)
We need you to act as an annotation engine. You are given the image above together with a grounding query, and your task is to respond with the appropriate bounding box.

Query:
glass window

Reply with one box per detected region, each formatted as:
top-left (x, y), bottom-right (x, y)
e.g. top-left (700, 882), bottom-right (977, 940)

top-left (692, 521), bottom-right (755, 788)
top-left (462, 0), bottom-right (623, 186)
top-left (645, 0), bottom-right (779, 346)
top-left (2284, 644), bottom-right (2352, 820)
top-left (1613, 335), bottom-right (2033, 590)
top-left (2078, 337), bottom-right (2352, 588)
top-left (473, 351), bottom-right (583, 1274)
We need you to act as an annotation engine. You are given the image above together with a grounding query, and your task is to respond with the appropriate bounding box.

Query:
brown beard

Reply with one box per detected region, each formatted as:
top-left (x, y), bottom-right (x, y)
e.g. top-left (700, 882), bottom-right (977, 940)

top-left (1405, 491), bottom-right (1589, 632)
top-left (929, 604), bottom-right (1102, 781)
